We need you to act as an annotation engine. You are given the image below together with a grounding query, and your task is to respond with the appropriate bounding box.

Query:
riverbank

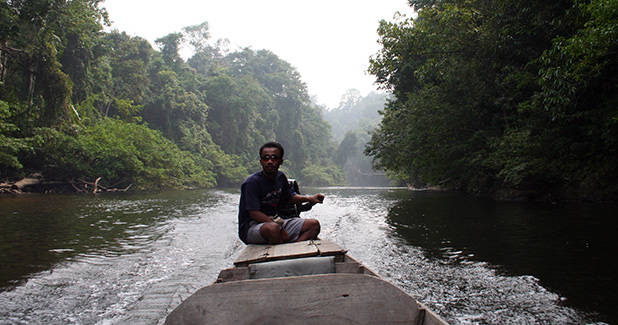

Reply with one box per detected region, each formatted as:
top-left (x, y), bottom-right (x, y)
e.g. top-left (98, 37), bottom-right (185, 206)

top-left (3, 174), bottom-right (614, 204)
top-left (408, 178), bottom-right (617, 203)
top-left (0, 174), bottom-right (132, 194)
top-left (427, 179), bottom-right (617, 204)
top-left (490, 186), bottom-right (617, 204)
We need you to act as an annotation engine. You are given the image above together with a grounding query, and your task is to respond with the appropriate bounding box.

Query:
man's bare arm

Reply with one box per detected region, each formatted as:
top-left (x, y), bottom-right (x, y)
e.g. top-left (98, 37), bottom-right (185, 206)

top-left (290, 193), bottom-right (324, 204)
top-left (248, 210), bottom-right (273, 223)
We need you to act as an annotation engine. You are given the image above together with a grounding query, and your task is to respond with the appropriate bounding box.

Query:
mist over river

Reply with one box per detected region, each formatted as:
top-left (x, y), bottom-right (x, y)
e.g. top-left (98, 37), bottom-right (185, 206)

top-left (0, 188), bottom-right (616, 324)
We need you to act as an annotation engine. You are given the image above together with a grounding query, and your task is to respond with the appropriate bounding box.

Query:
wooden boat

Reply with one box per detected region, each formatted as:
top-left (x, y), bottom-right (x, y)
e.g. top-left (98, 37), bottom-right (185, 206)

top-left (165, 239), bottom-right (448, 324)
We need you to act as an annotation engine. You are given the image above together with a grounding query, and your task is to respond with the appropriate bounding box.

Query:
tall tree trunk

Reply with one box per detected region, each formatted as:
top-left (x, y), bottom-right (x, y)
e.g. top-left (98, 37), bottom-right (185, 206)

top-left (104, 101), bottom-right (111, 117)
top-left (0, 41), bottom-right (6, 84)
top-left (28, 66), bottom-right (36, 111)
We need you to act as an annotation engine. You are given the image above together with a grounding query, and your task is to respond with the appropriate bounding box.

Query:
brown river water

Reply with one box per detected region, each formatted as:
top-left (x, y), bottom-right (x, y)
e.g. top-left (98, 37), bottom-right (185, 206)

top-left (0, 188), bottom-right (616, 324)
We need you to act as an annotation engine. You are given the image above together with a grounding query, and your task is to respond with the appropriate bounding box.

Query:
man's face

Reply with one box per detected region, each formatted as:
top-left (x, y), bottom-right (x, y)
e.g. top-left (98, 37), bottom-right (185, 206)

top-left (260, 147), bottom-right (283, 175)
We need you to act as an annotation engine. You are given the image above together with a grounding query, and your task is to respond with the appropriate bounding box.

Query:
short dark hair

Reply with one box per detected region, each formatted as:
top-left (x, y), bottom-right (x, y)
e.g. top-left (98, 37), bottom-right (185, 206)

top-left (260, 142), bottom-right (284, 158)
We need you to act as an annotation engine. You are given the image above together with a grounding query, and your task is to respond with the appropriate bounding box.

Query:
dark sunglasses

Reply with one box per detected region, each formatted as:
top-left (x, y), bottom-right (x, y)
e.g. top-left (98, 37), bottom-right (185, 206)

top-left (261, 154), bottom-right (280, 161)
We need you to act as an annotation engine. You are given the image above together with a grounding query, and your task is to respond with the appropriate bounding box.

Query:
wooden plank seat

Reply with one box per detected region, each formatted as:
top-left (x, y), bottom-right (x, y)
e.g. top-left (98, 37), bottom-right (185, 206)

top-left (233, 240), bottom-right (347, 267)
top-left (165, 273), bottom-right (426, 325)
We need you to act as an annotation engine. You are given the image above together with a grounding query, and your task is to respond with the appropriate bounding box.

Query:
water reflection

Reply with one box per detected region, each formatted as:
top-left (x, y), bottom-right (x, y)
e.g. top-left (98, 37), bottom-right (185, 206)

top-left (0, 191), bottom-right (213, 290)
top-left (1, 188), bottom-right (616, 324)
top-left (383, 190), bottom-right (618, 323)
top-left (0, 190), bottom-right (240, 324)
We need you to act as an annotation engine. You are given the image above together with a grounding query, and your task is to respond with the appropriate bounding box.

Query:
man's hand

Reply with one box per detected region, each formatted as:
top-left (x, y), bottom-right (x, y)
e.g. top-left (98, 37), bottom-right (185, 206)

top-left (291, 193), bottom-right (325, 205)
top-left (272, 216), bottom-right (284, 226)
top-left (309, 193), bottom-right (324, 204)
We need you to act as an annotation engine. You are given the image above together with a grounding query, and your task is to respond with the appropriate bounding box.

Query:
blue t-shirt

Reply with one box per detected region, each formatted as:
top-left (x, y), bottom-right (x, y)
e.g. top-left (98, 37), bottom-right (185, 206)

top-left (238, 171), bottom-right (294, 243)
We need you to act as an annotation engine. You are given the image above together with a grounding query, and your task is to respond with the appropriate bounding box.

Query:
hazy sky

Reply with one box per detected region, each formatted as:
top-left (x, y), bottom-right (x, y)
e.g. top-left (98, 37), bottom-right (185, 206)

top-left (102, 0), bottom-right (413, 108)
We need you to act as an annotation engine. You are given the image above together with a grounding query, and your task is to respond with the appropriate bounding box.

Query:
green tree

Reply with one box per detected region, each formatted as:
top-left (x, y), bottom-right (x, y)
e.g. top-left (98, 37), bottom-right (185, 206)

top-left (198, 47), bottom-right (341, 182)
top-left (0, 100), bottom-right (31, 174)
top-left (0, 0), bottom-right (109, 127)
top-left (1, 3), bottom-right (343, 190)
top-left (334, 131), bottom-right (358, 167)
top-left (30, 119), bottom-right (216, 189)
top-left (155, 32), bottom-right (184, 71)
top-left (366, 0), bottom-right (616, 200)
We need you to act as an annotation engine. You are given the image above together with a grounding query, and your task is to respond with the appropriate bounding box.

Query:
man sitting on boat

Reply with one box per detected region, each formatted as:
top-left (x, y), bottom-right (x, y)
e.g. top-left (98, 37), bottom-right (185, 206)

top-left (238, 142), bottom-right (324, 245)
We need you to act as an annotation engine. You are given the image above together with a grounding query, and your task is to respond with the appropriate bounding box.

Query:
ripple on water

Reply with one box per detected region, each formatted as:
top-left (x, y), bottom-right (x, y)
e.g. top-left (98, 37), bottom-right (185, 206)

top-left (362, 238), bottom-right (586, 324)
top-left (312, 188), bottom-right (599, 324)
top-left (0, 189), bottom-right (611, 324)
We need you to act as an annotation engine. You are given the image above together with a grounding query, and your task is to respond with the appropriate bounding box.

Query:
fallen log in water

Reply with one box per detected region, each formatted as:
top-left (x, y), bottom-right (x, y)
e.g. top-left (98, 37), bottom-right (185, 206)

top-left (1, 175), bottom-right (132, 194)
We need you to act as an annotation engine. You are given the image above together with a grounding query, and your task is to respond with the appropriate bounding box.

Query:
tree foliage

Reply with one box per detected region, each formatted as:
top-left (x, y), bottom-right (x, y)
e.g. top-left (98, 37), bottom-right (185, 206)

top-left (367, 0), bottom-right (617, 200)
top-left (325, 90), bottom-right (386, 143)
top-left (324, 91), bottom-right (392, 186)
top-left (30, 119), bottom-right (216, 189)
top-left (0, 2), bottom-right (342, 189)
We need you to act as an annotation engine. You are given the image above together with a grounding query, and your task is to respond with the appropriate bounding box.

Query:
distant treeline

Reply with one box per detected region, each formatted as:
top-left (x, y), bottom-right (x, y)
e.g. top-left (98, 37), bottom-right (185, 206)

top-left (366, 0), bottom-right (617, 201)
top-left (0, 1), bottom-right (343, 190)
top-left (324, 90), bottom-right (392, 186)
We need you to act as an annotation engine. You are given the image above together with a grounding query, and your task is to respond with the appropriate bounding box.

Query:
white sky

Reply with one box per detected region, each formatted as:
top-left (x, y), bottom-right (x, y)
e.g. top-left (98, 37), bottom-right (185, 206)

top-left (102, 0), bottom-right (413, 108)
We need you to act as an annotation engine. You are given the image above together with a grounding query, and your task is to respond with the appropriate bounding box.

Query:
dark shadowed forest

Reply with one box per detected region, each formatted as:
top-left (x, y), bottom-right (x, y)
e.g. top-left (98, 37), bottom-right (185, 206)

top-left (366, 0), bottom-right (617, 201)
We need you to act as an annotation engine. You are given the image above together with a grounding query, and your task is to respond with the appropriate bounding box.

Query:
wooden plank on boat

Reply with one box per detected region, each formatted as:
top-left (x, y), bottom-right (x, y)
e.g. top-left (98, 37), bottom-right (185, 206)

top-left (314, 239), bottom-right (347, 256)
top-left (233, 240), bottom-right (347, 267)
top-left (216, 266), bottom-right (249, 283)
top-left (270, 240), bottom-right (319, 260)
top-left (165, 273), bottom-right (423, 325)
top-left (335, 261), bottom-right (364, 274)
top-left (233, 244), bottom-right (271, 266)
top-left (234, 241), bottom-right (319, 266)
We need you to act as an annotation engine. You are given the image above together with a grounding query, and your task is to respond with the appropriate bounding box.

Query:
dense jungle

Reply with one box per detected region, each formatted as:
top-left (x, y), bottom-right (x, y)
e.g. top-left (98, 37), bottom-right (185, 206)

top-left (1, 0), bottom-right (616, 202)
top-left (366, 0), bottom-right (617, 201)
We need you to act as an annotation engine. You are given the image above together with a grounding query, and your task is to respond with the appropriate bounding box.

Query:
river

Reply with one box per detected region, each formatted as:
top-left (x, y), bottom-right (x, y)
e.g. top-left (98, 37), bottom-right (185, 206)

top-left (0, 188), bottom-right (615, 324)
